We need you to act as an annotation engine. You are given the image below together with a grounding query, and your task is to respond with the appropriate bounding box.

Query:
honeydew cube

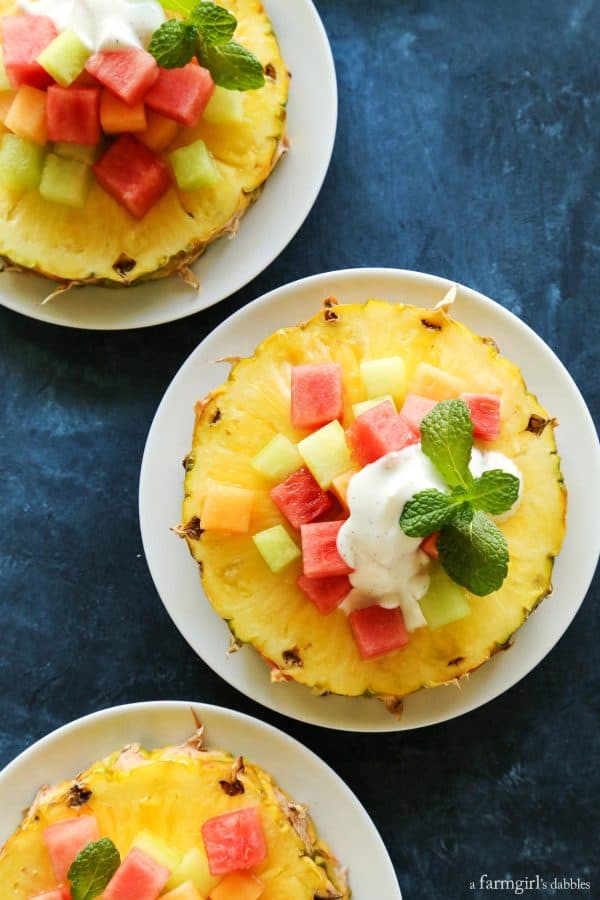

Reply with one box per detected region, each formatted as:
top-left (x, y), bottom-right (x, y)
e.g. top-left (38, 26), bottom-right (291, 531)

top-left (132, 829), bottom-right (180, 872)
top-left (37, 29), bottom-right (90, 86)
top-left (39, 153), bottom-right (92, 207)
top-left (167, 847), bottom-right (215, 893)
top-left (352, 394), bottom-right (395, 418)
top-left (203, 86), bottom-right (244, 124)
top-left (162, 882), bottom-right (205, 900)
top-left (0, 48), bottom-right (12, 91)
top-left (360, 356), bottom-right (407, 402)
top-left (4, 85), bottom-right (47, 144)
top-left (298, 420), bottom-right (352, 489)
top-left (169, 139), bottom-right (220, 191)
top-left (0, 133), bottom-right (44, 189)
top-left (418, 565), bottom-right (471, 629)
top-left (253, 525), bottom-right (300, 572)
top-left (210, 872), bottom-right (264, 900)
top-left (331, 467), bottom-right (359, 511)
top-left (200, 480), bottom-right (254, 533)
top-left (408, 362), bottom-right (463, 401)
top-left (251, 434), bottom-right (302, 481)
top-left (53, 141), bottom-right (100, 165)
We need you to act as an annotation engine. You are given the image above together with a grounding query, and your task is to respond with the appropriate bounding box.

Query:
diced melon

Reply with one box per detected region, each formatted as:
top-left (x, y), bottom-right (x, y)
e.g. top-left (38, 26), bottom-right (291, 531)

top-left (161, 881), bottom-right (204, 900)
top-left (103, 847), bottom-right (170, 900)
top-left (100, 89), bottom-right (146, 133)
top-left (420, 532), bottom-right (439, 559)
top-left (297, 573), bottom-right (351, 615)
top-left (203, 86), bottom-right (244, 125)
top-left (137, 109), bottom-right (181, 151)
top-left (0, 48), bottom-right (12, 91)
top-left (360, 356), bottom-right (407, 402)
top-left (352, 395), bottom-right (395, 418)
top-left (270, 467), bottom-right (332, 529)
top-left (297, 420), bottom-right (352, 489)
top-left (349, 605), bottom-right (409, 659)
top-left (37, 29), bottom-right (90, 86)
top-left (201, 807), bottom-right (267, 877)
top-left (4, 85), bottom-right (47, 144)
top-left (85, 48), bottom-right (158, 106)
top-left (92, 134), bottom-right (171, 218)
top-left (400, 394), bottom-right (437, 432)
top-left (46, 86), bottom-right (101, 145)
top-left (210, 872), bottom-right (264, 900)
top-left (169, 139), bottom-right (220, 191)
top-left (418, 565), bottom-right (471, 629)
top-left (252, 524), bottom-right (300, 572)
top-left (0, 91), bottom-right (16, 124)
top-left (1, 15), bottom-right (57, 89)
top-left (0, 133), bottom-right (44, 189)
top-left (251, 434), bottom-right (302, 481)
top-left (300, 521), bottom-right (352, 578)
top-left (331, 467), bottom-right (358, 511)
top-left (346, 401), bottom-right (418, 467)
top-left (200, 480), bottom-right (254, 533)
top-left (42, 815), bottom-right (100, 883)
top-left (39, 153), bottom-right (92, 208)
top-left (166, 847), bottom-right (215, 894)
top-left (132, 830), bottom-right (181, 872)
top-left (145, 63), bottom-right (214, 127)
top-left (408, 362), bottom-right (462, 400)
top-left (460, 392), bottom-right (501, 441)
top-left (53, 141), bottom-right (100, 165)
top-left (291, 363), bottom-right (342, 430)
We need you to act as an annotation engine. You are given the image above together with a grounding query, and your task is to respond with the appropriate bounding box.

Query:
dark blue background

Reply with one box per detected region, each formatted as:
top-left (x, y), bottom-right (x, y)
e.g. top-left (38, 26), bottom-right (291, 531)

top-left (0, 1), bottom-right (598, 897)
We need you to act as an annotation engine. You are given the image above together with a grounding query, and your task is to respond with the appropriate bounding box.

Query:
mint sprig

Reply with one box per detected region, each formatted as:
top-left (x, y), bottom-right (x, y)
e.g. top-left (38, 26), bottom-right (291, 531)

top-left (151, 1), bottom-right (265, 91)
top-left (400, 399), bottom-right (519, 596)
top-left (68, 837), bottom-right (121, 900)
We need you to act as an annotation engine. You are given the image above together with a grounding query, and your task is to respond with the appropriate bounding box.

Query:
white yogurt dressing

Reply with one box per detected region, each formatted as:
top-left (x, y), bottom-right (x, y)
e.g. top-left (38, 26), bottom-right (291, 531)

top-left (18, 0), bottom-right (165, 51)
top-left (337, 444), bottom-right (522, 630)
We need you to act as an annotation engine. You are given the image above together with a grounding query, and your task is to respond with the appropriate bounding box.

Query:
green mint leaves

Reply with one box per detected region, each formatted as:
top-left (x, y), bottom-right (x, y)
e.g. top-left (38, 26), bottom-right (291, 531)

top-left (400, 399), bottom-right (520, 596)
top-left (68, 838), bottom-right (121, 900)
top-left (151, 2), bottom-right (265, 91)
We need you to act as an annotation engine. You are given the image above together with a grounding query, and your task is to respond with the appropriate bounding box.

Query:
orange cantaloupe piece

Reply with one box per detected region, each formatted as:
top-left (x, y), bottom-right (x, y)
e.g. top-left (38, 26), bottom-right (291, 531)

top-left (100, 89), bottom-right (146, 133)
top-left (200, 480), bottom-right (254, 533)
top-left (137, 108), bottom-right (180, 151)
top-left (0, 91), bottom-right (16, 124)
top-left (331, 467), bottom-right (359, 511)
top-left (4, 85), bottom-right (47, 144)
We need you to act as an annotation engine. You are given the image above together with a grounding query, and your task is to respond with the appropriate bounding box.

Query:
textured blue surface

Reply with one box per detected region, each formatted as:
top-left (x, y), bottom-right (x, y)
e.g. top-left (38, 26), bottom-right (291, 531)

top-left (0, 0), bottom-right (599, 897)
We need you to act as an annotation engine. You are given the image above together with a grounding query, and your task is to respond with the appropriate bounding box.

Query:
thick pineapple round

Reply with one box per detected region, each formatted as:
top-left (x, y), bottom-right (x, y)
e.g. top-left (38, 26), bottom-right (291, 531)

top-left (182, 300), bottom-right (567, 705)
top-left (0, 0), bottom-right (289, 286)
top-left (0, 729), bottom-right (348, 898)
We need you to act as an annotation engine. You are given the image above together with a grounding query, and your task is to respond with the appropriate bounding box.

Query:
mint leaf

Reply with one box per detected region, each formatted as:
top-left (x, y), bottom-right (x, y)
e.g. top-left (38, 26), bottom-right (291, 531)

top-left (400, 488), bottom-right (469, 537)
top-left (159, 0), bottom-right (198, 14)
top-left (68, 838), bottom-right (121, 900)
top-left (420, 399), bottom-right (474, 490)
top-left (468, 470), bottom-right (520, 515)
top-left (438, 510), bottom-right (509, 596)
top-left (199, 40), bottom-right (265, 90)
top-left (191, 2), bottom-right (237, 44)
top-left (148, 19), bottom-right (198, 68)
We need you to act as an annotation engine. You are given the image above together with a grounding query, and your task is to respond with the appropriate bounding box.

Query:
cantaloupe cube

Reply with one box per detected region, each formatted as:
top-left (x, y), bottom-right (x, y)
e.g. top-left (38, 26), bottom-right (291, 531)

top-left (408, 362), bottom-right (462, 401)
top-left (297, 420), bottom-right (352, 489)
top-left (251, 433), bottom-right (301, 481)
top-left (137, 109), bottom-right (181, 151)
top-left (352, 394), bottom-right (395, 418)
top-left (0, 91), bottom-right (16, 124)
top-left (203, 86), bottom-right (244, 125)
top-left (0, 133), bottom-right (44, 189)
top-left (201, 480), bottom-right (254, 533)
top-left (253, 525), bottom-right (300, 572)
top-left (100, 89), bottom-right (146, 133)
top-left (161, 881), bottom-right (204, 900)
top-left (360, 357), bottom-right (407, 402)
top-left (210, 872), bottom-right (264, 900)
top-left (37, 29), bottom-right (90, 86)
top-left (331, 467), bottom-right (359, 510)
top-left (4, 85), bottom-right (47, 144)
top-left (39, 153), bottom-right (92, 207)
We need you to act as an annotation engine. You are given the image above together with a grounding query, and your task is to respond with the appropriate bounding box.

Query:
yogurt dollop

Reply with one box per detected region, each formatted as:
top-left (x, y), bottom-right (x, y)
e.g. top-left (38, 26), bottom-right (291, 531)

top-left (18, 0), bottom-right (166, 51)
top-left (337, 444), bottom-right (522, 630)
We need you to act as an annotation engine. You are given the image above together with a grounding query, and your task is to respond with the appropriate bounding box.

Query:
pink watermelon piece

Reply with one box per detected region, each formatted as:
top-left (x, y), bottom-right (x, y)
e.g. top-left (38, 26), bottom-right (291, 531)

top-left (1, 15), bottom-right (57, 89)
top-left (300, 520), bottom-right (352, 578)
top-left (290, 363), bottom-right (343, 430)
top-left (46, 86), bottom-right (101, 145)
top-left (270, 467), bottom-right (333, 529)
top-left (349, 605), bottom-right (409, 659)
top-left (202, 806), bottom-right (268, 876)
top-left (346, 401), bottom-right (418, 466)
top-left (420, 532), bottom-right (439, 559)
top-left (103, 847), bottom-right (170, 900)
top-left (399, 394), bottom-right (437, 433)
top-left (31, 890), bottom-right (70, 900)
top-left (144, 63), bottom-right (215, 127)
top-left (461, 393), bottom-right (501, 440)
top-left (43, 815), bottom-right (99, 883)
top-left (93, 134), bottom-right (172, 218)
top-left (297, 573), bottom-right (351, 614)
top-left (85, 49), bottom-right (158, 106)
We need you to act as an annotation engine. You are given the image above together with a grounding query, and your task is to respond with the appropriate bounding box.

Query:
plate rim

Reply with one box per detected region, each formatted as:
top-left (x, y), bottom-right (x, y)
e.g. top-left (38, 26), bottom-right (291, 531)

top-left (139, 266), bottom-right (600, 732)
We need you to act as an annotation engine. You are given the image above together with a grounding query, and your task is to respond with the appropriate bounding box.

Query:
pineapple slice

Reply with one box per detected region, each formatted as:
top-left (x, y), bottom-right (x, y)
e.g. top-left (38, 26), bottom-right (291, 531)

top-left (182, 300), bottom-right (566, 705)
top-left (0, 730), bottom-right (348, 899)
top-left (0, 0), bottom-right (289, 286)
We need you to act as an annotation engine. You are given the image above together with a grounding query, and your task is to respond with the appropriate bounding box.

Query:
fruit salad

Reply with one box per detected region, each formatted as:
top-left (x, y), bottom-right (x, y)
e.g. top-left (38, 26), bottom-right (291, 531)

top-left (0, 727), bottom-right (348, 899)
top-left (0, 0), bottom-right (289, 285)
top-left (179, 294), bottom-right (567, 711)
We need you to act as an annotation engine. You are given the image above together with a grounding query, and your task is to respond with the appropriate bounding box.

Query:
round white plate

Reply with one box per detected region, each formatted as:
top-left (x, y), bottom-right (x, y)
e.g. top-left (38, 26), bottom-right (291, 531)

top-left (0, 1), bottom-right (337, 330)
top-left (139, 268), bottom-right (600, 732)
top-left (0, 701), bottom-right (402, 898)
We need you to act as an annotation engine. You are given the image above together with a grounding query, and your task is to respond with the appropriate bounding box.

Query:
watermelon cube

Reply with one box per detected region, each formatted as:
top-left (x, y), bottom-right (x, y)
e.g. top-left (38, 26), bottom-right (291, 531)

top-left (103, 847), bottom-right (170, 900)
top-left (145, 63), bottom-right (214, 127)
top-left (297, 420), bottom-right (352, 489)
top-left (85, 48), bottom-right (158, 106)
top-left (251, 434), bottom-right (302, 482)
top-left (93, 134), bottom-right (171, 218)
top-left (4, 85), bottom-right (47, 144)
top-left (300, 520), bottom-right (352, 578)
top-left (0, 133), bottom-right (44, 190)
top-left (1, 15), bottom-right (57, 89)
top-left (253, 525), bottom-right (300, 573)
top-left (400, 394), bottom-right (437, 433)
top-left (161, 881), bottom-right (204, 900)
top-left (37, 29), bottom-right (90, 87)
top-left (346, 401), bottom-right (418, 466)
top-left (420, 532), bottom-right (439, 559)
top-left (270, 467), bottom-right (332, 529)
top-left (200, 480), bottom-right (254, 533)
top-left (100, 89), bottom-right (146, 133)
top-left (352, 395), bottom-right (395, 418)
top-left (348, 605), bottom-right (409, 659)
top-left (42, 815), bottom-right (99, 882)
top-left (46, 86), bottom-right (101, 145)
top-left (210, 872), bottom-right (264, 900)
top-left (297, 573), bottom-right (351, 614)
top-left (418, 565), bottom-right (471, 629)
top-left (290, 363), bottom-right (342, 430)
top-left (461, 393), bottom-right (501, 441)
top-left (201, 806), bottom-right (267, 877)
top-left (408, 362), bottom-right (462, 401)
top-left (360, 356), bottom-right (407, 402)
top-left (137, 109), bottom-right (181, 152)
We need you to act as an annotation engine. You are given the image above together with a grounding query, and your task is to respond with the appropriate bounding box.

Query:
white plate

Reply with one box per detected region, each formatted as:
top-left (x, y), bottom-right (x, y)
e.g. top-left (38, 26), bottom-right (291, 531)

top-left (0, 1), bottom-right (337, 331)
top-left (0, 701), bottom-right (402, 898)
top-left (139, 268), bottom-right (600, 732)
